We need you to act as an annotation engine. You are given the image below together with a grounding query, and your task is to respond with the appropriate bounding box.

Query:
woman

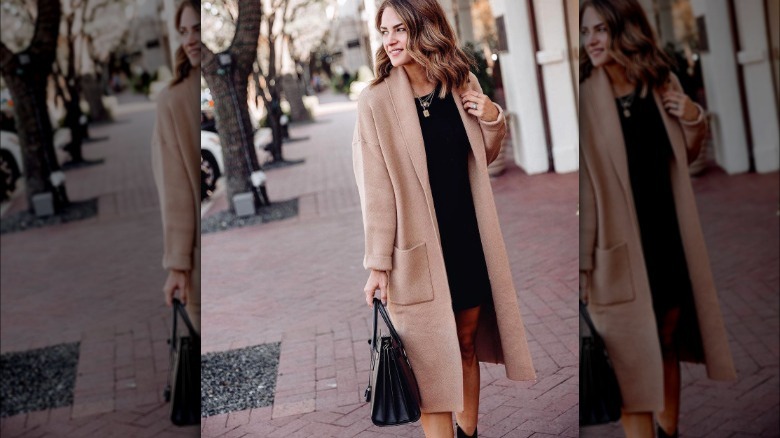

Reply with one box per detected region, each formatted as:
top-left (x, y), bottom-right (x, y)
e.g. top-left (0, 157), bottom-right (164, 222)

top-left (151, 0), bottom-right (201, 332)
top-left (578, 1), bottom-right (736, 437)
top-left (352, 1), bottom-right (535, 436)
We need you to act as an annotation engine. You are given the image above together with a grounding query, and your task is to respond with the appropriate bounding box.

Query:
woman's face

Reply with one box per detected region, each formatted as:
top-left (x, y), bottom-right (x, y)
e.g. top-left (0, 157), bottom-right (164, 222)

top-left (581, 7), bottom-right (613, 68)
top-left (178, 5), bottom-right (201, 67)
top-left (380, 7), bottom-right (412, 67)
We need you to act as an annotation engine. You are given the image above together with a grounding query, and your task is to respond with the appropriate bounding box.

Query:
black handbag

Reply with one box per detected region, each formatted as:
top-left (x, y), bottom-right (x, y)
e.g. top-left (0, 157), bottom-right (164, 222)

top-left (163, 298), bottom-right (201, 426)
top-left (364, 298), bottom-right (422, 426)
top-left (579, 300), bottom-right (622, 425)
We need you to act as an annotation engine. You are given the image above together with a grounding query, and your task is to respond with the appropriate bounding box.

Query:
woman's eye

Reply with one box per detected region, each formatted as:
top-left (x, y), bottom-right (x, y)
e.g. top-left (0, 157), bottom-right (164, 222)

top-left (398, 28), bottom-right (405, 32)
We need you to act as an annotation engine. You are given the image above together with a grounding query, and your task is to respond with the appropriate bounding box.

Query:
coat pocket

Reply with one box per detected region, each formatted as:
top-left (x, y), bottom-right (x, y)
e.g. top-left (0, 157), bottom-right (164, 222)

top-left (591, 242), bottom-right (636, 305)
top-left (388, 242), bottom-right (435, 305)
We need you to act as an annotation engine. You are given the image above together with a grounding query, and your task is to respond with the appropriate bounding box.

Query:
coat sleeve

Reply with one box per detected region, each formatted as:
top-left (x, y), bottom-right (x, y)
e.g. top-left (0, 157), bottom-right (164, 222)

top-left (469, 73), bottom-right (507, 164)
top-left (669, 73), bottom-right (708, 164)
top-left (352, 95), bottom-right (397, 272)
top-left (151, 90), bottom-right (196, 271)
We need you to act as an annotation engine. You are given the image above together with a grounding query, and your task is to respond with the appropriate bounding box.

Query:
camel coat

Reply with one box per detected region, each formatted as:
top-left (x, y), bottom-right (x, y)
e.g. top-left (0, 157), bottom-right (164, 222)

top-left (151, 69), bottom-right (201, 332)
top-left (579, 67), bottom-right (736, 412)
top-left (352, 67), bottom-right (536, 413)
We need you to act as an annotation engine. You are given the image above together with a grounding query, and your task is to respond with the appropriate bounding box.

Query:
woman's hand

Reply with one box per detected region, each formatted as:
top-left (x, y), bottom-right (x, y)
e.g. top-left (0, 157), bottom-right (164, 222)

top-left (579, 270), bottom-right (591, 304)
top-left (163, 269), bottom-right (191, 306)
top-left (662, 90), bottom-right (700, 123)
top-left (461, 90), bottom-right (499, 123)
top-left (364, 269), bottom-right (389, 307)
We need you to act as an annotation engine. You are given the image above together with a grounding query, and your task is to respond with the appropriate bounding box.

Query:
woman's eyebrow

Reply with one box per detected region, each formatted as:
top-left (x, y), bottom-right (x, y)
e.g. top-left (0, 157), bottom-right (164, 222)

top-left (379, 23), bottom-right (404, 30)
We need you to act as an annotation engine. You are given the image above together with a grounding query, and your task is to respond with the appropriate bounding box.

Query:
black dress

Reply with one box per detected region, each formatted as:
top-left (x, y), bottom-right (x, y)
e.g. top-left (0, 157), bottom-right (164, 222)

top-left (616, 90), bottom-right (693, 321)
top-left (415, 87), bottom-right (491, 312)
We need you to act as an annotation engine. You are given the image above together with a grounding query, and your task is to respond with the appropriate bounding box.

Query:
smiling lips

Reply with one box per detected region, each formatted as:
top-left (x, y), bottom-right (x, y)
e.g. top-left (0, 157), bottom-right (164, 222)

top-left (388, 48), bottom-right (403, 57)
top-left (589, 48), bottom-right (605, 58)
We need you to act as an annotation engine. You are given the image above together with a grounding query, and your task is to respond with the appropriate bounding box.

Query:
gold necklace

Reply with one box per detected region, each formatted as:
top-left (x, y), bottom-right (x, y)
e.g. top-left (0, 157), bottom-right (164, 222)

top-left (414, 88), bottom-right (436, 118)
top-left (618, 91), bottom-right (636, 118)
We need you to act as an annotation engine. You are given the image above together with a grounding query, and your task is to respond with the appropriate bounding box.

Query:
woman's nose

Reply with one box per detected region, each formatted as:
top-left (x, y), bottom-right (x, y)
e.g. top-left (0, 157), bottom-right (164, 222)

top-left (584, 33), bottom-right (595, 47)
top-left (185, 31), bottom-right (197, 46)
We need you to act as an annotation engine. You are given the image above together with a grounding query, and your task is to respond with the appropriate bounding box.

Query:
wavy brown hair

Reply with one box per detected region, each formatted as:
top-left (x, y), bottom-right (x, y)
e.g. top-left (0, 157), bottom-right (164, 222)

top-left (579, 0), bottom-right (675, 94)
top-left (171, 0), bottom-right (199, 86)
top-left (370, 0), bottom-right (475, 97)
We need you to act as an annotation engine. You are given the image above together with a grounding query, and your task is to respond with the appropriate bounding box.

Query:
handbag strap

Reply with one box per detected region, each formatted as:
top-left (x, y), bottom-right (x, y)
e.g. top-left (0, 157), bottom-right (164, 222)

top-left (166, 298), bottom-right (199, 397)
top-left (579, 300), bottom-right (602, 343)
top-left (172, 298), bottom-right (200, 344)
top-left (372, 298), bottom-right (405, 351)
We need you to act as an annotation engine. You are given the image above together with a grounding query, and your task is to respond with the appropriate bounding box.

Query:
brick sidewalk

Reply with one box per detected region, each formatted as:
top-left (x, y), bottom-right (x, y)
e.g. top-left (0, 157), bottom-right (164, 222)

top-left (200, 93), bottom-right (580, 437)
top-left (582, 168), bottom-right (780, 438)
top-left (0, 102), bottom-right (199, 437)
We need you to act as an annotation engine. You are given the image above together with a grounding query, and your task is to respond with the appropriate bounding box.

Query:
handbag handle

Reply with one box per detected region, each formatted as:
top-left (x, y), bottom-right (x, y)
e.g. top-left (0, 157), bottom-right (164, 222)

top-left (171, 298), bottom-right (200, 352)
top-left (371, 298), bottom-right (405, 352)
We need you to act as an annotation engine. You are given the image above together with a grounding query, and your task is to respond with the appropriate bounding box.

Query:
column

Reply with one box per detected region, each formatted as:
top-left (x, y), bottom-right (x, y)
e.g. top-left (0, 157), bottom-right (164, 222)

top-left (363, 0), bottom-right (382, 72)
top-left (456, 0), bottom-right (476, 45)
top-left (691, 0), bottom-right (750, 174)
top-left (656, 0), bottom-right (676, 44)
top-left (734, 0), bottom-right (780, 172)
top-left (163, 0), bottom-right (178, 69)
top-left (532, 0), bottom-right (578, 173)
top-left (438, 0), bottom-right (458, 36)
top-left (490, 0), bottom-right (548, 174)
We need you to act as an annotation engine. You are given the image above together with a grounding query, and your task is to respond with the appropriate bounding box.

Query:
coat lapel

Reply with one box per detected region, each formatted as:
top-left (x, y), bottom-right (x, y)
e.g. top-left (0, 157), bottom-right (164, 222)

top-left (452, 84), bottom-right (488, 168)
top-left (589, 68), bottom-right (631, 199)
top-left (652, 86), bottom-right (687, 167)
top-left (384, 68), bottom-right (431, 197)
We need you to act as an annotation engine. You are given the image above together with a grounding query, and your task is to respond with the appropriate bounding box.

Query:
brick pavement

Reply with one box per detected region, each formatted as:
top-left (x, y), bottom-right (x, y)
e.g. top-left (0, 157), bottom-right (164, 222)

top-left (0, 99), bottom-right (199, 437)
top-left (582, 168), bottom-right (780, 438)
top-left (200, 92), bottom-right (580, 437)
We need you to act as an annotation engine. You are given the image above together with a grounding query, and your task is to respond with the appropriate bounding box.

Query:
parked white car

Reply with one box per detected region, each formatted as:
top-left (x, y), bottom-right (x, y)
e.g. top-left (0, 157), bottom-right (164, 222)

top-left (0, 128), bottom-right (71, 202)
top-left (0, 130), bottom-right (22, 201)
top-left (200, 130), bottom-right (222, 199)
top-left (200, 127), bottom-right (272, 200)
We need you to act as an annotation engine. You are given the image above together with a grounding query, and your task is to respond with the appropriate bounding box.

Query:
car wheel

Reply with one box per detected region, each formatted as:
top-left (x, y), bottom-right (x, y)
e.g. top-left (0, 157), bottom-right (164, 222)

top-left (0, 150), bottom-right (20, 202)
top-left (201, 151), bottom-right (220, 200)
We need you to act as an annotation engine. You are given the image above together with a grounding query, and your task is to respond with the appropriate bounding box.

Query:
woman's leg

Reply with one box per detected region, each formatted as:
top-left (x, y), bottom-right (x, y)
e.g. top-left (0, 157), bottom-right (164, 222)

top-left (620, 412), bottom-right (654, 438)
top-left (420, 412), bottom-right (454, 438)
top-left (454, 306), bottom-right (481, 436)
top-left (657, 308), bottom-right (682, 436)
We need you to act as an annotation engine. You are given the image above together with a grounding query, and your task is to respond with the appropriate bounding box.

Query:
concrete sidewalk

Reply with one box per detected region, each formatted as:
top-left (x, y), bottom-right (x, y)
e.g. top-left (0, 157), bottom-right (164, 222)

top-left (1, 101), bottom-right (199, 437)
top-left (200, 93), bottom-right (580, 437)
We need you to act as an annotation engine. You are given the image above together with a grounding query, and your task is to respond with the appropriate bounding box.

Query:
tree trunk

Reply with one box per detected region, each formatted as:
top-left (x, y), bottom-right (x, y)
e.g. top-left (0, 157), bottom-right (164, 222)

top-left (281, 73), bottom-right (311, 122)
top-left (202, 0), bottom-right (263, 213)
top-left (267, 85), bottom-right (284, 162)
top-left (62, 14), bottom-right (87, 164)
top-left (81, 73), bottom-right (110, 122)
top-left (0, 0), bottom-right (67, 212)
top-left (252, 66), bottom-right (283, 162)
top-left (264, 20), bottom-right (285, 163)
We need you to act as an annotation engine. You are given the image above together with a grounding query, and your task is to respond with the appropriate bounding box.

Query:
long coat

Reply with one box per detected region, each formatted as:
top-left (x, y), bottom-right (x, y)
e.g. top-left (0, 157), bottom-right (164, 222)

top-left (352, 67), bottom-right (536, 413)
top-left (151, 69), bottom-right (201, 332)
top-left (579, 67), bottom-right (736, 412)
